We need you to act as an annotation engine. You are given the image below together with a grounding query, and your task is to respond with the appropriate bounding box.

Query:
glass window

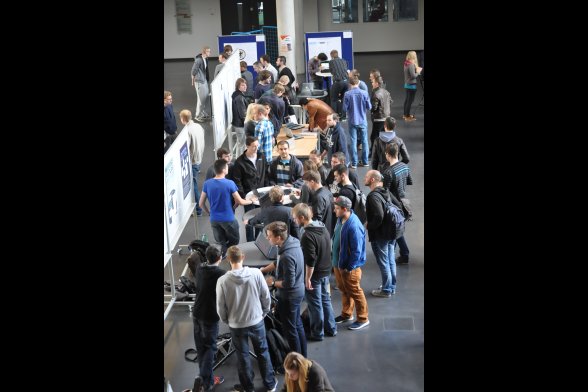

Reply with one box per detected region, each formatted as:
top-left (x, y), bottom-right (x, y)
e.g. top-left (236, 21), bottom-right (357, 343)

top-left (332, 0), bottom-right (358, 23)
top-left (392, 0), bottom-right (418, 21)
top-left (364, 0), bottom-right (388, 22)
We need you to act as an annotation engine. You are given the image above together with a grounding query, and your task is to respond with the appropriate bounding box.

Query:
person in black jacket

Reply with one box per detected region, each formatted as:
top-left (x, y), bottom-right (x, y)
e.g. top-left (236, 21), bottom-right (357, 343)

top-left (371, 116), bottom-right (410, 172)
top-left (191, 245), bottom-right (226, 390)
top-left (281, 352), bottom-right (335, 392)
top-left (292, 203), bottom-right (337, 341)
top-left (246, 186), bottom-right (299, 239)
top-left (302, 170), bottom-right (333, 236)
top-left (231, 78), bottom-right (253, 157)
top-left (231, 136), bottom-right (269, 241)
top-left (364, 170), bottom-right (403, 298)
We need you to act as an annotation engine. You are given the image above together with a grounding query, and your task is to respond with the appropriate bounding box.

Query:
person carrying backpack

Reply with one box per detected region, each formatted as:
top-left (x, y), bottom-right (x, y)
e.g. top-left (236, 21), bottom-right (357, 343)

top-left (364, 170), bottom-right (404, 297)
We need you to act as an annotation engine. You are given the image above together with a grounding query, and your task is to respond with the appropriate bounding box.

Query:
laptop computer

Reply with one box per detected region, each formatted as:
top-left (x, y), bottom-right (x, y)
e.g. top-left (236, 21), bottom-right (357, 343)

top-left (254, 188), bottom-right (273, 208)
top-left (255, 231), bottom-right (278, 260)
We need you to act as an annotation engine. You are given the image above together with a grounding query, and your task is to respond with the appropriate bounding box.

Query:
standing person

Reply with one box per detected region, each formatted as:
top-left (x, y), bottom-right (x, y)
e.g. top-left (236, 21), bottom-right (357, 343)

top-left (243, 103), bottom-right (258, 138)
top-left (365, 170), bottom-right (399, 297)
top-left (371, 116), bottom-right (410, 172)
top-left (298, 98), bottom-right (334, 133)
top-left (302, 170), bottom-right (333, 236)
top-left (332, 196), bottom-right (370, 330)
top-left (254, 104), bottom-right (275, 164)
top-left (382, 143), bottom-right (413, 265)
top-left (191, 46), bottom-right (212, 122)
top-left (179, 109), bottom-right (205, 217)
top-left (308, 150), bottom-right (330, 185)
top-left (205, 148), bottom-right (232, 181)
top-left (223, 44), bottom-right (233, 58)
top-left (240, 61), bottom-right (255, 100)
top-left (276, 56), bottom-right (295, 88)
top-left (191, 245), bottom-right (226, 390)
top-left (216, 245), bottom-right (278, 392)
top-left (231, 136), bottom-right (269, 242)
top-left (369, 76), bottom-right (393, 154)
top-left (280, 352), bottom-right (335, 392)
top-left (164, 91), bottom-right (177, 152)
top-left (292, 204), bottom-right (337, 341)
top-left (264, 221), bottom-right (307, 358)
top-left (328, 49), bottom-right (349, 117)
top-left (324, 152), bottom-right (359, 195)
top-left (343, 75), bottom-right (372, 168)
top-left (308, 53), bottom-right (328, 90)
top-left (260, 54), bottom-right (278, 83)
top-left (214, 52), bottom-right (227, 79)
top-left (231, 78), bottom-right (253, 157)
top-left (321, 114), bottom-right (350, 165)
top-left (403, 50), bottom-right (422, 122)
top-left (199, 159), bottom-right (255, 256)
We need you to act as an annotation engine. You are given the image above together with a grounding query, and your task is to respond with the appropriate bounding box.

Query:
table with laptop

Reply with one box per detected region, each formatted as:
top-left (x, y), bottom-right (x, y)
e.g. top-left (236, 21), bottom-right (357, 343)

top-left (272, 124), bottom-right (319, 159)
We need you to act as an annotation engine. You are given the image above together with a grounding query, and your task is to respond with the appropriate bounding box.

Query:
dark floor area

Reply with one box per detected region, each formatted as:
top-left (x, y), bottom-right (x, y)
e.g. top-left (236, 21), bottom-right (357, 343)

top-left (164, 52), bottom-right (423, 392)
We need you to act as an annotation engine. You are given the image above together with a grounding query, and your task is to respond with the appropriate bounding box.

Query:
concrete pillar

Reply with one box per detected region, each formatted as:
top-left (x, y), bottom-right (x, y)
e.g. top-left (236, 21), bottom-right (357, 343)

top-left (276, 0), bottom-right (298, 80)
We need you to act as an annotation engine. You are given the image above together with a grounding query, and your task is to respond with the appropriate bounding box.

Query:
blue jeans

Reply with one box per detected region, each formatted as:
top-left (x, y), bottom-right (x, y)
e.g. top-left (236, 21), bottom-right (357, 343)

top-left (396, 235), bottom-right (410, 257)
top-left (371, 239), bottom-right (396, 293)
top-left (211, 219), bottom-right (240, 256)
top-left (276, 293), bottom-right (307, 357)
top-left (243, 204), bottom-right (261, 242)
top-left (193, 319), bottom-right (219, 390)
top-left (305, 276), bottom-right (337, 339)
top-left (349, 122), bottom-right (369, 166)
top-left (230, 320), bottom-right (276, 392)
top-left (192, 163), bottom-right (202, 213)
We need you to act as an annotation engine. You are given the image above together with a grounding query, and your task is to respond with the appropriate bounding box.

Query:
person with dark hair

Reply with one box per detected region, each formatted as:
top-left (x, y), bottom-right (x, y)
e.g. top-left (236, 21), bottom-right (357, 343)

top-left (292, 204), bottom-right (337, 341)
top-left (264, 221), bottom-right (307, 357)
top-left (214, 52), bottom-right (227, 79)
top-left (254, 70), bottom-right (273, 101)
top-left (223, 44), bottom-right (233, 57)
top-left (191, 244), bottom-right (226, 391)
top-left (403, 50), bottom-right (422, 121)
top-left (328, 49), bottom-right (349, 117)
top-left (205, 148), bottom-right (232, 181)
top-left (269, 140), bottom-right (303, 186)
top-left (302, 170), bottom-right (333, 235)
top-left (322, 113), bottom-right (350, 164)
top-left (332, 196), bottom-right (370, 331)
top-left (298, 97), bottom-right (334, 133)
top-left (308, 52), bottom-right (328, 90)
top-left (231, 136), bottom-right (269, 241)
top-left (369, 76), bottom-right (393, 153)
top-left (260, 54), bottom-right (278, 83)
top-left (199, 159), bottom-right (255, 255)
top-left (240, 61), bottom-right (254, 99)
top-left (280, 352), bottom-right (335, 392)
top-left (276, 56), bottom-right (295, 88)
top-left (232, 78), bottom-right (253, 157)
top-left (343, 75), bottom-right (372, 168)
top-left (371, 116), bottom-right (410, 172)
top-left (216, 245), bottom-right (278, 392)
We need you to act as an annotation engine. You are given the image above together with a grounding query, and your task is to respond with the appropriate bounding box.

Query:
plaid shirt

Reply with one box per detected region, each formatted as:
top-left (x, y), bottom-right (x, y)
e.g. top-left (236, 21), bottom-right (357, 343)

top-left (255, 118), bottom-right (274, 163)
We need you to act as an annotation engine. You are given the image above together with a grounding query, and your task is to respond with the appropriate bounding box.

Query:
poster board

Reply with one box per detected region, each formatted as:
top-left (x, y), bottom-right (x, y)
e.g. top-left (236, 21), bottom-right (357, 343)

top-left (163, 128), bottom-right (196, 250)
top-left (218, 34), bottom-right (266, 82)
top-left (210, 53), bottom-right (241, 150)
top-left (305, 31), bottom-right (354, 82)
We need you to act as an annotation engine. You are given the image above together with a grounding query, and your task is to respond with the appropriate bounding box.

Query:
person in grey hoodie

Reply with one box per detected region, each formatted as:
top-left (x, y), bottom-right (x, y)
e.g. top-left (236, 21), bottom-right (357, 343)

top-left (263, 221), bottom-right (307, 357)
top-left (370, 116), bottom-right (410, 172)
top-left (292, 203), bottom-right (337, 341)
top-left (216, 245), bottom-right (278, 392)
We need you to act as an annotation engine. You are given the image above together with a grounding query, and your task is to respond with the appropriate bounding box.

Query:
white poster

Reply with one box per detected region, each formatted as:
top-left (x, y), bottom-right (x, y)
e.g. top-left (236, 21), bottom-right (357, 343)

top-left (232, 42), bottom-right (259, 65)
top-left (164, 128), bottom-right (196, 249)
top-left (308, 37), bottom-right (342, 60)
top-left (211, 54), bottom-right (241, 149)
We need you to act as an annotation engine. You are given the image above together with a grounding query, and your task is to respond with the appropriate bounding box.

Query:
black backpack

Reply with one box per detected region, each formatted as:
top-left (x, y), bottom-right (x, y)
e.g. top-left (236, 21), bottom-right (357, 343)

top-left (351, 182), bottom-right (368, 224)
top-left (264, 312), bottom-right (290, 374)
top-left (373, 191), bottom-right (405, 240)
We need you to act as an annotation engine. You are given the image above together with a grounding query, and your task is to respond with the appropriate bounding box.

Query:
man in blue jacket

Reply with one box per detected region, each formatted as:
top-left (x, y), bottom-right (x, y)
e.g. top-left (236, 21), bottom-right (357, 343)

top-left (332, 196), bottom-right (370, 330)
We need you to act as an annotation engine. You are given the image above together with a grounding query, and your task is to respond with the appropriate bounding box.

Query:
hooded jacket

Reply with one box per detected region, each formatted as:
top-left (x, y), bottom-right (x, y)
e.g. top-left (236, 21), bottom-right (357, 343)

top-left (191, 53), bottom-right (209, 84)
top-left (371, 130), bottom-right (410, 172)
top-left (275, 235), bottom-right (305, 299)
top-left (300, 221), bottom-right (332, 279)
top-left (334, 211), bottom-right (366, 271)
top-left (216, 266), bottom-right (271, 329)
top-left (231, 90), bottom-right (252, 127)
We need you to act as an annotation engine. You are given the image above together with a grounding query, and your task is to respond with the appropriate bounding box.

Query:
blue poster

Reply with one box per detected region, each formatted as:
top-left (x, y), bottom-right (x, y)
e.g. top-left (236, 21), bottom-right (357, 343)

top-left (180, 142), bottom-right (191, 199)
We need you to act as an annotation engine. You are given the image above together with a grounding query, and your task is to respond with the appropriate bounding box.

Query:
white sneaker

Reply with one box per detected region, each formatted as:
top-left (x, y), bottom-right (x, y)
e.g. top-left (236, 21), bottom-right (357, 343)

top-left (267, 378), bottom-right (278, 392)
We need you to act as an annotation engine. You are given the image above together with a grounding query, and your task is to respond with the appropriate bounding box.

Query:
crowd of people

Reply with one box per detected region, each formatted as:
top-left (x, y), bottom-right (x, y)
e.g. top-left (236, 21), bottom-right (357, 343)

top-left (166, 47), bottom-right (420, 392)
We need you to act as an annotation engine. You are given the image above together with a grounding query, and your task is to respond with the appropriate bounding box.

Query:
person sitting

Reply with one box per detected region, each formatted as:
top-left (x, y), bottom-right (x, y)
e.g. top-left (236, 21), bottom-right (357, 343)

top-left (246, 186), bottom-right (299, 239)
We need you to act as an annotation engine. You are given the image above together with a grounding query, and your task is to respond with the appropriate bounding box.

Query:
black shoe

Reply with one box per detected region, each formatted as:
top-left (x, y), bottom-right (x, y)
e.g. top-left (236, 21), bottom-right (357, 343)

top-left (396, 255), bottom-right (409, 264)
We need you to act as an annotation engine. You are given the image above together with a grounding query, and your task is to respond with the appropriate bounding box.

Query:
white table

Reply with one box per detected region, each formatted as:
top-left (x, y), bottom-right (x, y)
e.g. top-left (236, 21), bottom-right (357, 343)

top-left (245, 185), bottom-right (296, 206)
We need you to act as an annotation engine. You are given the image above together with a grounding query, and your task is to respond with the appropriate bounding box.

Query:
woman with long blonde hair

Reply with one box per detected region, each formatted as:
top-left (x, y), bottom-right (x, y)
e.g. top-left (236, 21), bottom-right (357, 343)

top-left (281, 352), bottom-right (335, 392)
top-left (403, 50), bottom-right (422, 122)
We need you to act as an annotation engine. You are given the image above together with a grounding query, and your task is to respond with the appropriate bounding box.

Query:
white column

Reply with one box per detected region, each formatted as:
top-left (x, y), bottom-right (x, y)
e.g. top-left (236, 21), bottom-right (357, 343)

top-left (276, 0), bottom-right (298, 79)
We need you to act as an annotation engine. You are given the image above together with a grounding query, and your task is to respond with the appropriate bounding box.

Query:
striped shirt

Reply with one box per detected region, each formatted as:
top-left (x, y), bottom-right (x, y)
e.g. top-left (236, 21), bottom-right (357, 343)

top-left (383, 162), bottom-right (412, 198)
top-left (329, 57), bottom-right (348, 82)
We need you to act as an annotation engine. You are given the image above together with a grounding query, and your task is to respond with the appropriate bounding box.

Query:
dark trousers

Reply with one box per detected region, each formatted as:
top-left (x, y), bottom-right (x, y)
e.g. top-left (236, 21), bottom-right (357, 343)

top-left (277, 293), bottom-right (307, 357)
top-left (193, 319), bottom-right (219, 391)
top-left (330, 80), bottom-right (348, 116)
top-left (404, 88), bottom-right (416, 116)
top-left (370, 121), bottom-right (385, 153)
